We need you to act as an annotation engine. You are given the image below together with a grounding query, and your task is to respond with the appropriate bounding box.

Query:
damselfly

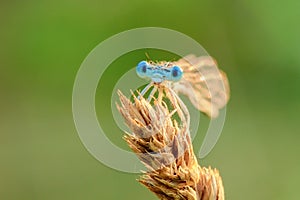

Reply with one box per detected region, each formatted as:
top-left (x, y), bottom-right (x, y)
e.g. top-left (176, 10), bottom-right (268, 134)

top-left (136, 54), bottom-right (230, 119)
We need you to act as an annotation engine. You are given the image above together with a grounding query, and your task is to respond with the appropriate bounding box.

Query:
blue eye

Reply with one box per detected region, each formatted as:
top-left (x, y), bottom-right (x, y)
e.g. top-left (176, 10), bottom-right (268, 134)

top-left (169, 66), bottom-right (183, 82)
top-left (136, 61), bottom-right (148, 78)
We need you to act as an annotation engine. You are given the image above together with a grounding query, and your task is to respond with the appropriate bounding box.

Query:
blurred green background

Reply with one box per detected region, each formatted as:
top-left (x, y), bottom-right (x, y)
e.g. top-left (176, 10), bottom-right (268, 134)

top-left (1, 0), bottom-right (300, 199)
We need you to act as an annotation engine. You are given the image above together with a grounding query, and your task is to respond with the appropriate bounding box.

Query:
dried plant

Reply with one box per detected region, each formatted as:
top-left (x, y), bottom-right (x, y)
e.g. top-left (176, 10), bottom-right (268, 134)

top-left (117, 85), bottom-right (225, 200)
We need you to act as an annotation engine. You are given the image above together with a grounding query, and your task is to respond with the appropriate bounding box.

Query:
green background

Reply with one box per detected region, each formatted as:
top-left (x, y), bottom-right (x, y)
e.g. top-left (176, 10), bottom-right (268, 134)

top-left (1, 0), bottom-right (300, 199)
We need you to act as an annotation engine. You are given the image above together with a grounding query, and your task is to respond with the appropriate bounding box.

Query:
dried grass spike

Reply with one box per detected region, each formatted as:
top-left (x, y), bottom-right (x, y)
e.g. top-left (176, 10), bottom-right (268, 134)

top-left (117, 89), bottom-right (225, 200)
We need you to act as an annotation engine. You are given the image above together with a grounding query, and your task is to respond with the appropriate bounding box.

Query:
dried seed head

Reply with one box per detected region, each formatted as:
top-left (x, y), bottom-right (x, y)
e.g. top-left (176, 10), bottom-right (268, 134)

top-left (117, 86), bottom-right (225, 200)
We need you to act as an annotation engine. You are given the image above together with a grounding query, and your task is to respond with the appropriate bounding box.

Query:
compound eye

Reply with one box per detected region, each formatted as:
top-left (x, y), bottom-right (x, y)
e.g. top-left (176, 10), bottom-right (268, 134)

top-left (170, 66), bottom-right (183, 82)
top-left (136, 61), bottom-right (148, 78)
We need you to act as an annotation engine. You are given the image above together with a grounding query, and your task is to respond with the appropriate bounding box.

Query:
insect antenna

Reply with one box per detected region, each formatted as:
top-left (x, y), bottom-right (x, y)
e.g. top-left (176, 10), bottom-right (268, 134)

top-left (145, 52), bottom-right (151, 61)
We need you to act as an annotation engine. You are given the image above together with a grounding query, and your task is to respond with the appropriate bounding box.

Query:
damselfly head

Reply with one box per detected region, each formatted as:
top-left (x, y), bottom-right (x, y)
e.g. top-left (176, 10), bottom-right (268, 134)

top-left (136, 60), bottom-right (183, 84)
